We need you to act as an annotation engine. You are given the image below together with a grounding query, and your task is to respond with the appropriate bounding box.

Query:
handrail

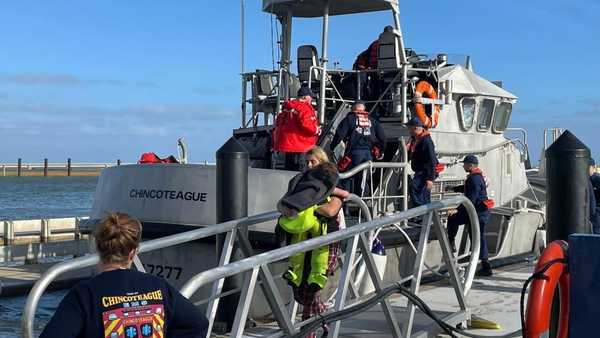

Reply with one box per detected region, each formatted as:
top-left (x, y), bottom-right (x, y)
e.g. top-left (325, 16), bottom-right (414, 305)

top-left (180, 195), bottom-right (480, 299)
top-left (436, 139), bottom-right (515, 157)
top-left (21, 211), bottom-right (280, 338)
top-left (338, 161), bottom-right (406, 180)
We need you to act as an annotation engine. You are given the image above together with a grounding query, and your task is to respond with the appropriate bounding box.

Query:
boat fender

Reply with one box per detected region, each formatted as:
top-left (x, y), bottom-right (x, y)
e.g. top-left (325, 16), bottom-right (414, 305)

top-left (524, 240), bottom-right (569, 338)
top-left (414, 80), bottom-right (441, 129)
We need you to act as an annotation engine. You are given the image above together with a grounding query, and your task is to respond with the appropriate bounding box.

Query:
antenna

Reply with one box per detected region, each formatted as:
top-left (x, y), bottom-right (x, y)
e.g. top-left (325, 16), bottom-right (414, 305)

top-left (241, 0), bottom-right (245, 75)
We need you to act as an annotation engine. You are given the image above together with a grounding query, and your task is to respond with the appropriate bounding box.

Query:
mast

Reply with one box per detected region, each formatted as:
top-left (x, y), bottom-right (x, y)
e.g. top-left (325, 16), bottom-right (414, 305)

top-left (318, 0), bottom-right (330, 123)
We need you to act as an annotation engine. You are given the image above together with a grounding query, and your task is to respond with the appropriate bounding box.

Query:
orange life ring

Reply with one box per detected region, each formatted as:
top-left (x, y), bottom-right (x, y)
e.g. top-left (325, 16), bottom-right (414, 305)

top-left (414, 80), bottom-right (440, 128)
top-left (525, 240), bottom-right (570, 338)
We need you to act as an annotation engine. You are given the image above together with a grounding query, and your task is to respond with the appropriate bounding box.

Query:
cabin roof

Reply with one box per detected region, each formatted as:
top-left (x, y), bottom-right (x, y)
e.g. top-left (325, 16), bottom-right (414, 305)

top-left (262, 0), bottom-right (397, 18)
top-left (438, 65), bottom-right (518, 100)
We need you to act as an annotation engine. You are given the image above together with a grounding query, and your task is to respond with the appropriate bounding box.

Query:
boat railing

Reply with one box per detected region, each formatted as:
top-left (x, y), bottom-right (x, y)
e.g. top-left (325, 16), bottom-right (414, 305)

top-left (179, 195), bottom-right (480, 338)
top-left (22, 195), bottom-right (481, 338)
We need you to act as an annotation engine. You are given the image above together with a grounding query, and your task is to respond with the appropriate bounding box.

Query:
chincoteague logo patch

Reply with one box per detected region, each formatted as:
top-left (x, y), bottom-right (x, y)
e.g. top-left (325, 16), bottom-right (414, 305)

top-left (129, 189), bottom-right (208, 202)
top-left (102, 290), bottom-right (165, 338)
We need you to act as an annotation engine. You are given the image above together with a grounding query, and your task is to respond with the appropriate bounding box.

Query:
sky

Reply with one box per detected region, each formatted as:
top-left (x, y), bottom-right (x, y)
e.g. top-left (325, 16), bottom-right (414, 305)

top-left (0, 1), bottom-right (599, 164)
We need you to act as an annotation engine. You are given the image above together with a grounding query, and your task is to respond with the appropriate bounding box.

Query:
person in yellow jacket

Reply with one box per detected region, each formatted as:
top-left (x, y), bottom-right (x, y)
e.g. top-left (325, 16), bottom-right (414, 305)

top-left (276, 146), bottom-right (348, 338)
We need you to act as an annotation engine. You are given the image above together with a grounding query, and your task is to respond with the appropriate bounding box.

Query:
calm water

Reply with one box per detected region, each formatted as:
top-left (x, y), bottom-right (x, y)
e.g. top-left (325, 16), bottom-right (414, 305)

top-left (0, 176), bottom-right (97, 337)
top-left (0, 176), bottom-right (97, 220)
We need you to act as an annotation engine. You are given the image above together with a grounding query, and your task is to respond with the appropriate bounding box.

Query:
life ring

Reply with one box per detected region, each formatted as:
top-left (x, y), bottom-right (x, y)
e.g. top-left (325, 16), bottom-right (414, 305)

top-left (525, 240), bottom-right (569, 338)
top-left (414, 80), bottom-right (441, 128)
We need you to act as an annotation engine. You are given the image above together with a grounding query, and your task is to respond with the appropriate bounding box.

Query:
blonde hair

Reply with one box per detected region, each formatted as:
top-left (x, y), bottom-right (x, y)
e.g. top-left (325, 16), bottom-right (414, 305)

top-left (95, 213), bottom-right (142, 265)
top-left (306, 146), bottom-right (330, 164)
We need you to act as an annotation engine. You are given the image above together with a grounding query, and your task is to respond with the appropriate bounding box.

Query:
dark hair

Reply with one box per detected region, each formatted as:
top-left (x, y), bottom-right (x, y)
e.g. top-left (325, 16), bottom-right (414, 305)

top-left (95, 213), bottom-right (142, 265)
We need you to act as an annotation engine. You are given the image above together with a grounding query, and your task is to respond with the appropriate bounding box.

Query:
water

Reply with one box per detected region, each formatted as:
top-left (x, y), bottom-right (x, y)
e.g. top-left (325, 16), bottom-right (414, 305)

top-left (0, 176), bottom-right (97, 337)
top-left (0, 291), bottom-right (68, 338)
top-left (0, 176), bottom-right (97, 220)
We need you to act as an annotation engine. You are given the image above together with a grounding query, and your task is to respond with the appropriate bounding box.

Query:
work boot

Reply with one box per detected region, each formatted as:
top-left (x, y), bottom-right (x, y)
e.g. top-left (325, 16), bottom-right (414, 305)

top-left (476, 260), bottom-right (493, 277)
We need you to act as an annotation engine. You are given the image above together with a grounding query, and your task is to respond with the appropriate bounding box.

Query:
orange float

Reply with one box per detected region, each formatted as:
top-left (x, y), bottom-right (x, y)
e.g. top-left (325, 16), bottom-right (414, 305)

top-left (414, 80), bottom-right (440, 129)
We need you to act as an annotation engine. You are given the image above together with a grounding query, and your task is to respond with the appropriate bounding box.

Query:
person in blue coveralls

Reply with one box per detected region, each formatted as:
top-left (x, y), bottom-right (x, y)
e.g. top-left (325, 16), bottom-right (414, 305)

top-left (589, 158), bottom-right (600, 233)
top-left (446, 155), bottom-right (493, 277)
top-left (40, 213), bottom-right (208, 338)
top-left (330, 101), bottom-right (385, 195)
top-left (405, 117), bottom-right (438, 207)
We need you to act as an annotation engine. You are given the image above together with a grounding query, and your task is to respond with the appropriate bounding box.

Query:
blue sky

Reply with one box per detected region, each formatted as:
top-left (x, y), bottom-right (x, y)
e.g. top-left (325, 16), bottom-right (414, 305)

top-left (0, 1), bottom-right (599, 164)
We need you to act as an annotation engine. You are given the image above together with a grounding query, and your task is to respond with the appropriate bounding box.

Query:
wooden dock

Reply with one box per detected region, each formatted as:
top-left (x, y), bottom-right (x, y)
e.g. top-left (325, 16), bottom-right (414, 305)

top-left (0, 262), bottom-right (94, 297)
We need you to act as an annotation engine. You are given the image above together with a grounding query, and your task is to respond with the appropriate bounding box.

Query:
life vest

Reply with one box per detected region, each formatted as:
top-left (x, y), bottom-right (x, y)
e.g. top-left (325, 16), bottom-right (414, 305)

top-left (468, 168), bottom-right (495, 209)
top-left (525, 240), bottom-right (569, 338)
top-left (368, 40), bottom-right (379, 69)
top-left (280, 199), bottom-right (332, 289)
top-left (406, 130), bottom-right (431, 156)
top-left (414, 80), bottom-right (441, 129)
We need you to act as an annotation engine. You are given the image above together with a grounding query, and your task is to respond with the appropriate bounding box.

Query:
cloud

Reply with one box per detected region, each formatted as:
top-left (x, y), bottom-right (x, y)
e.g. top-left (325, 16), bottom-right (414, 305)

top-left (0, 74), bottom-right (82, 86)
top-left (0, 73), bottom-right (159, 88)
top-left (0, 100), bottom-right (238, 137)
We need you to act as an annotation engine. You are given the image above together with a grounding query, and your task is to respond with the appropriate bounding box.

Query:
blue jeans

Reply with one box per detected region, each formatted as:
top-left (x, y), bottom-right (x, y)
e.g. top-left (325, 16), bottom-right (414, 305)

top-left (447, 208), bottom-right (491, 260)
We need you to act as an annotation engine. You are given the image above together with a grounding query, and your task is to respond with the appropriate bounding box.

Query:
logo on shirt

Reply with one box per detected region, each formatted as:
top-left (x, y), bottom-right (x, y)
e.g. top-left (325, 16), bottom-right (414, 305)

top-left (102, 290), bottom-right (165, 338)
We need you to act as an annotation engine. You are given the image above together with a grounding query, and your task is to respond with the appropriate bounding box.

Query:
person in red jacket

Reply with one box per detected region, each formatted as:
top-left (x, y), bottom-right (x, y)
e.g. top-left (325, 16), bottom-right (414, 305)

top-left (273, 85), bottom-right (321, 170)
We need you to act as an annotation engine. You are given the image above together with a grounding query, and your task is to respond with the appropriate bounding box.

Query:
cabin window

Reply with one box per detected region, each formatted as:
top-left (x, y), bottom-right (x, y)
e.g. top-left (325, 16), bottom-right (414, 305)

top-left (493, 102), bottom-right (513, 132)
top-left (477, 99), bottom-right (495, 130)
top-left (459, 97), bottom-right (476, 130)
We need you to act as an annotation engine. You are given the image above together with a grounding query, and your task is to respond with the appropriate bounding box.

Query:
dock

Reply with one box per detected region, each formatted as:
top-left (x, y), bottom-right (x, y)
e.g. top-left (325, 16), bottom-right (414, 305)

top-left (237, 261), bottom-right (529, 337)
top-left (0, 262), bottom-right (94, 297)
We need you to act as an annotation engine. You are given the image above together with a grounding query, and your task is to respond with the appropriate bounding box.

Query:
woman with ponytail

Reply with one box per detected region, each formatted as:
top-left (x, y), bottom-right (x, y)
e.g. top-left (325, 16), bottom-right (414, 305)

top-left (41, 213), bottom-right (208, 338)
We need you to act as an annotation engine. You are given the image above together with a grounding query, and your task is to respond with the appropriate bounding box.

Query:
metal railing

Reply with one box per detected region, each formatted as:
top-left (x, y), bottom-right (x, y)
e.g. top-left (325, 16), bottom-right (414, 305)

top-left (180, 195), bottom-right (480, 338)
top-left (20, 210), bottom-right (280, 338)
top-left (22, 195), bottom-right (480, 338)
top-left (1, 217), bottom-right (87, 245)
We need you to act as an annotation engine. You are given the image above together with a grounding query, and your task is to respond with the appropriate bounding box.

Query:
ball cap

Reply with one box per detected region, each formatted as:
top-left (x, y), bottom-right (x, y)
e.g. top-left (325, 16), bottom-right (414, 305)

top-left (406, 117), bottom-right (424, 127)
top-left (297, 85), bottom-right (315, 98)
top-left (463, 154), bottom-right (479, 165)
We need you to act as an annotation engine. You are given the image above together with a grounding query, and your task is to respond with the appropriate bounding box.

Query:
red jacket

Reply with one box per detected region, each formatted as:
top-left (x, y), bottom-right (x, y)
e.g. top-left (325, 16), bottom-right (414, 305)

top-left (353, 40), bottom-right (379, 70)
top-left (272, 99), bottom-right (319, 153)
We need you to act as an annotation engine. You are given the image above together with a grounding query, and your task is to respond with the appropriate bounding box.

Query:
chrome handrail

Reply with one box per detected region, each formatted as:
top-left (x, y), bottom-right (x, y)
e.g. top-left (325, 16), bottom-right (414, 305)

top-left (21, 211), bottom-right (279, 338)
top-left (179, 196), bottom-right (480, 338)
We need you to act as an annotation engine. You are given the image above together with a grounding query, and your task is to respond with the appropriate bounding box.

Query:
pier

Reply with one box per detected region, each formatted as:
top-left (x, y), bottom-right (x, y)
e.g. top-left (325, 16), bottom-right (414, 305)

top-left (0, 160), bottom-right (126, 177)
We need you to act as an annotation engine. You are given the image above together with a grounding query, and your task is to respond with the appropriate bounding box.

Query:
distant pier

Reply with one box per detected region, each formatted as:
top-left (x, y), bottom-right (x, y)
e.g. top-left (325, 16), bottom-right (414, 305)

top-left (0, 159), bottom-right (127, 177)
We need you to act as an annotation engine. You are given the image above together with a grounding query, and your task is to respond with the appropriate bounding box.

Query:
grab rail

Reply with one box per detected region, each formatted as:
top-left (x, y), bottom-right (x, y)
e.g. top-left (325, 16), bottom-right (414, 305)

top-left (22, 195), bottom-right (480, 338)
top-left (21, 211), bottom-right (280, 338)
top-left (180, 195), bottom-right (480, 338)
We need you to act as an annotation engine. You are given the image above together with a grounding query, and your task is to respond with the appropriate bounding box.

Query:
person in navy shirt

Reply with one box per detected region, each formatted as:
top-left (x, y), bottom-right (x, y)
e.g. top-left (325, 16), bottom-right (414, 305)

top-left (40, 213), bottom-right (208, 338)
top-left (589, 158), bottom-right (600, 233)
top-left (446, 155), bottom-right (493, 277)
top-left (331, 102), bottom-right (385, 194)
top-left (406, 117), bottom-right (438, 207)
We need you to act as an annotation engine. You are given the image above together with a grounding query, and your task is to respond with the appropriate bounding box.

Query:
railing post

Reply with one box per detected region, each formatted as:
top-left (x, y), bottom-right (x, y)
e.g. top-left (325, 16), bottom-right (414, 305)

top-left (41, 219), bottom-right (51, 243)
top-left (17, 158), bottom-right (22, 177)
top-left (4, 221), bottom-right (14, 246)
top-left (215, 137), bottom-right (248, 331)
top-left (67, 158), bottom-right (72, 176)
top-left (43, 158), bottom-right (48, 177)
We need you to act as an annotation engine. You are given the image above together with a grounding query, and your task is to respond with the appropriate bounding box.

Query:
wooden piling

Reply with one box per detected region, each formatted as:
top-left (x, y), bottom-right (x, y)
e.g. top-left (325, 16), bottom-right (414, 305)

top-left (117, 159), bottom-right (122, 166)
top-left (67, 158), bottom-right (72, 176)
top-left (17, 158), bottom-right (22, 177)
top-left (43, 158), bottom-right (48, 177)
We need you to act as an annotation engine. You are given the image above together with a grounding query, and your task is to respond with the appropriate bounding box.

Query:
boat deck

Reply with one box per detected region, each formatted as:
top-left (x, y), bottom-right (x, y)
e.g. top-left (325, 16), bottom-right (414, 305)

top-left (242, 261), bottom-right (531, 338)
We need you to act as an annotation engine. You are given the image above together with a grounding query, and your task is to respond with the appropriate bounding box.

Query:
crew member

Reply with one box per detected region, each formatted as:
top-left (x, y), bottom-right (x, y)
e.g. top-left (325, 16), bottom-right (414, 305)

top-left (330, 102), bottom-right (385, 194)
top-left (349, 26), bottom-right (394, 101)
top-left (406, 117), bottom-right (438, 207)
top-left (272, 85), bottom-right (320, 171)
top-left (589, 158), bottom-right (600, 233)
top-left (40, 213), bottom-right (208, 338)
top-left (353, 26), bottom-right (394, 71)
top-left (447, 155), bottom-right (493, 277)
